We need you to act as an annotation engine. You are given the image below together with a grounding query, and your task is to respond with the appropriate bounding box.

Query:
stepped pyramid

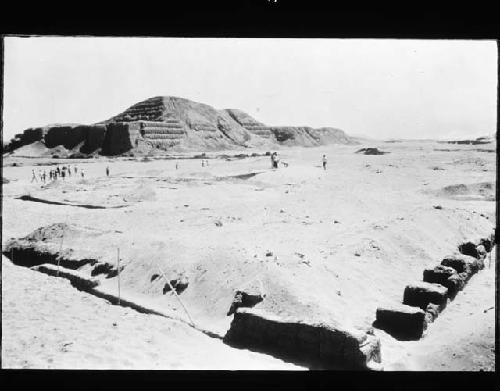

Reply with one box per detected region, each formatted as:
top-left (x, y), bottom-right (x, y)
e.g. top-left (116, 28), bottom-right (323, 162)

top-left (103, 96), bottom-right (271, 151)
top-left (106, 97), bottom-right (188, 148)
top-left (7, 96), bottom-right (357, 156)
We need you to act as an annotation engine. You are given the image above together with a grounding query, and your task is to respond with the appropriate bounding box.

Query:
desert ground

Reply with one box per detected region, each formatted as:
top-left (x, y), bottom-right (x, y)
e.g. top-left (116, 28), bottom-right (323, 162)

top-left (1, 139), bottom-right (496, 370)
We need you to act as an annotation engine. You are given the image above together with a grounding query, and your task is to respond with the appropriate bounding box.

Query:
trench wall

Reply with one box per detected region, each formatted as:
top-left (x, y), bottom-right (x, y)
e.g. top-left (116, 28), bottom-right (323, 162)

top-left (224, 308), bottom-right (381, 370)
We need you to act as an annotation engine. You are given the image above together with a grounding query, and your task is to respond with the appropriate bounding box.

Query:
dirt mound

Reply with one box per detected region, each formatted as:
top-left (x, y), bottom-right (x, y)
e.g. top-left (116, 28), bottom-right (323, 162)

top-left (356, 148), bottom-right (388, 155)
top-left (442, 184), bottom-right (469, 196)
top-left (122, 183), bottom-right (156, 202)
top-left (446, 136), bottom-right (493, 145)
top-left (22, 222), bottom-right (71, 242)
top-left (41, 180), bottom-right (77, 190)
top-left (9, 141), bottom-right (51, 157)
top-left (438, 182), bottom-right (495, 201)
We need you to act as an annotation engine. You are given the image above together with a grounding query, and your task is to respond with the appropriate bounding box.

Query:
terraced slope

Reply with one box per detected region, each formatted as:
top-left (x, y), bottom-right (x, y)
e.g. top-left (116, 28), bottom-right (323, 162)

top-left (5, 96), bottom-right (357, 156)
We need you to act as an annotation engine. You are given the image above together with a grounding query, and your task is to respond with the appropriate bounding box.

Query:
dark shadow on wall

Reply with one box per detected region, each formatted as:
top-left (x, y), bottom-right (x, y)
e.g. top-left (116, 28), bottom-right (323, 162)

top-left (44, 126), bottom-right (85, 149)
top-left (101, 123), bottom-right (133, 155)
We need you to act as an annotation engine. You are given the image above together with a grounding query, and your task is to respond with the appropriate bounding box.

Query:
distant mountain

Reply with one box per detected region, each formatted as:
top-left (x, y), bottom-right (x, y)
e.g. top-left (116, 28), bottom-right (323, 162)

top-left (5, 96), bottom-right (358, 156)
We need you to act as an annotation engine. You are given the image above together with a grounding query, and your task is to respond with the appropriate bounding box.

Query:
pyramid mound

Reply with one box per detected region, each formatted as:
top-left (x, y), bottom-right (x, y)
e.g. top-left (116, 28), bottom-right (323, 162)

top-left (101, 96), bottom-right (264, 151)
top-left (5, 96), bottom-right (357, 156)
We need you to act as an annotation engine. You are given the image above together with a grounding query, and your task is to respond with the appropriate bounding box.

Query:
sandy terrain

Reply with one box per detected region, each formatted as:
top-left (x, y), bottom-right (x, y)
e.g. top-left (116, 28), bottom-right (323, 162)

top-left (1, 255), bottom-right (300, 369)
top-left (2, 139), bottom-right (496, 370)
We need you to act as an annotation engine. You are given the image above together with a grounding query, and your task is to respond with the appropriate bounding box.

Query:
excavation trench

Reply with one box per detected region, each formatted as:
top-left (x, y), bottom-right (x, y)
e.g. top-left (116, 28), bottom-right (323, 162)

top-left (2, 250), bottom-right (222, 341)
top-left (16, 195), bottom-right (128, 209)
top-left (216, 172), bottom-right (263, 181)
top-left (4, 244), bottom-right (381, 370)
top-left (34, 264), bottom-right (169, 317)
top-left (224, 308), bottom-right (381, 370)
top-left (4, 247), bottom-right (97, 269)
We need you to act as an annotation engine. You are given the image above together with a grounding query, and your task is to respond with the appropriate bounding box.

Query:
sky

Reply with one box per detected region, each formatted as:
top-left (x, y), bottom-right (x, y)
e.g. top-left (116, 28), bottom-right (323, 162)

top-left (2, 37), bottom-right (497, 141)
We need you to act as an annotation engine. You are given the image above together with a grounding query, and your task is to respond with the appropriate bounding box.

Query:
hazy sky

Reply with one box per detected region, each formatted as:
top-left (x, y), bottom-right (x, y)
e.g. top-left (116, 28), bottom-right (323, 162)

top-left (2, 37), bottom-right (497, 141)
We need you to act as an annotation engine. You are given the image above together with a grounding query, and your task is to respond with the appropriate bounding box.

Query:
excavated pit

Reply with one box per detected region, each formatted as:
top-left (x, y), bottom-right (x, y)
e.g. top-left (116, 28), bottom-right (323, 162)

top-left (91, 262), bottom-right (122, 278)
top-left (224, 308), bottom-right (381, 370)
top-left (3, 247), bottom-right (97, 270)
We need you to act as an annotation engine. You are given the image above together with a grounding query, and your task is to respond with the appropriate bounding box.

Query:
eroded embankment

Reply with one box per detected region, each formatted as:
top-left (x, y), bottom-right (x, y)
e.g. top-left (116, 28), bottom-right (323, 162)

top-left (374, 233), bottom-right (496, 340)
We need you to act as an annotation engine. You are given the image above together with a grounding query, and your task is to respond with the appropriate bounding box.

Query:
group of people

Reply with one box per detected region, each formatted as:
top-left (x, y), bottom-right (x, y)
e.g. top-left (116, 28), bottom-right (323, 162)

top-left (270, 152), bottom-right (328, 170)
top-left (30, 164), bottom-right (85, 183)
top-left (28, 154), bottom-right (327, 184)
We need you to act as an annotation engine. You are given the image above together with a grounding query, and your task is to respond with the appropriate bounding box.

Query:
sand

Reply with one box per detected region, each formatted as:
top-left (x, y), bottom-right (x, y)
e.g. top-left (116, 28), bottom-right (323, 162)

top-left (1, 255), bottom-right (300, 370)
top-left (1, 139), bottom-right (496, 370)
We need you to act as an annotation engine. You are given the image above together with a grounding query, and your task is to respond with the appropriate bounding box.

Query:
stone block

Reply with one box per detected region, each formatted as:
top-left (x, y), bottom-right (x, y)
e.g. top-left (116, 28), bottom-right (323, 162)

top-left (403, 281), bottom-right (448, 310)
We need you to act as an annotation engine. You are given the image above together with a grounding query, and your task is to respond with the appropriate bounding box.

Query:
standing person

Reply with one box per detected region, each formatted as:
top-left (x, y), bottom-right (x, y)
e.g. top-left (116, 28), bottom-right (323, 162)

top-left (31, 169), bottom-right (38, 183)
top-left (68, 165), bottom-right (72, 177)
top-left (175, 162), bottom-right (178, 170)
top-left (202, 160), bottom-right (205, 167)
top-left (272, 152), bottom-right (279, 169)
top-left (61, 169), bottom-right (66, 181)
top-left (322, 154), bottom-right (327, 170)
top-left (81, 169), bottom-right (85, 179)
top-left (270, 153), bottom-right (274, 168)
top-left (106, 166), bottom-right (110, 177)
top-left (74, 166), bottom-right (78, 175)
